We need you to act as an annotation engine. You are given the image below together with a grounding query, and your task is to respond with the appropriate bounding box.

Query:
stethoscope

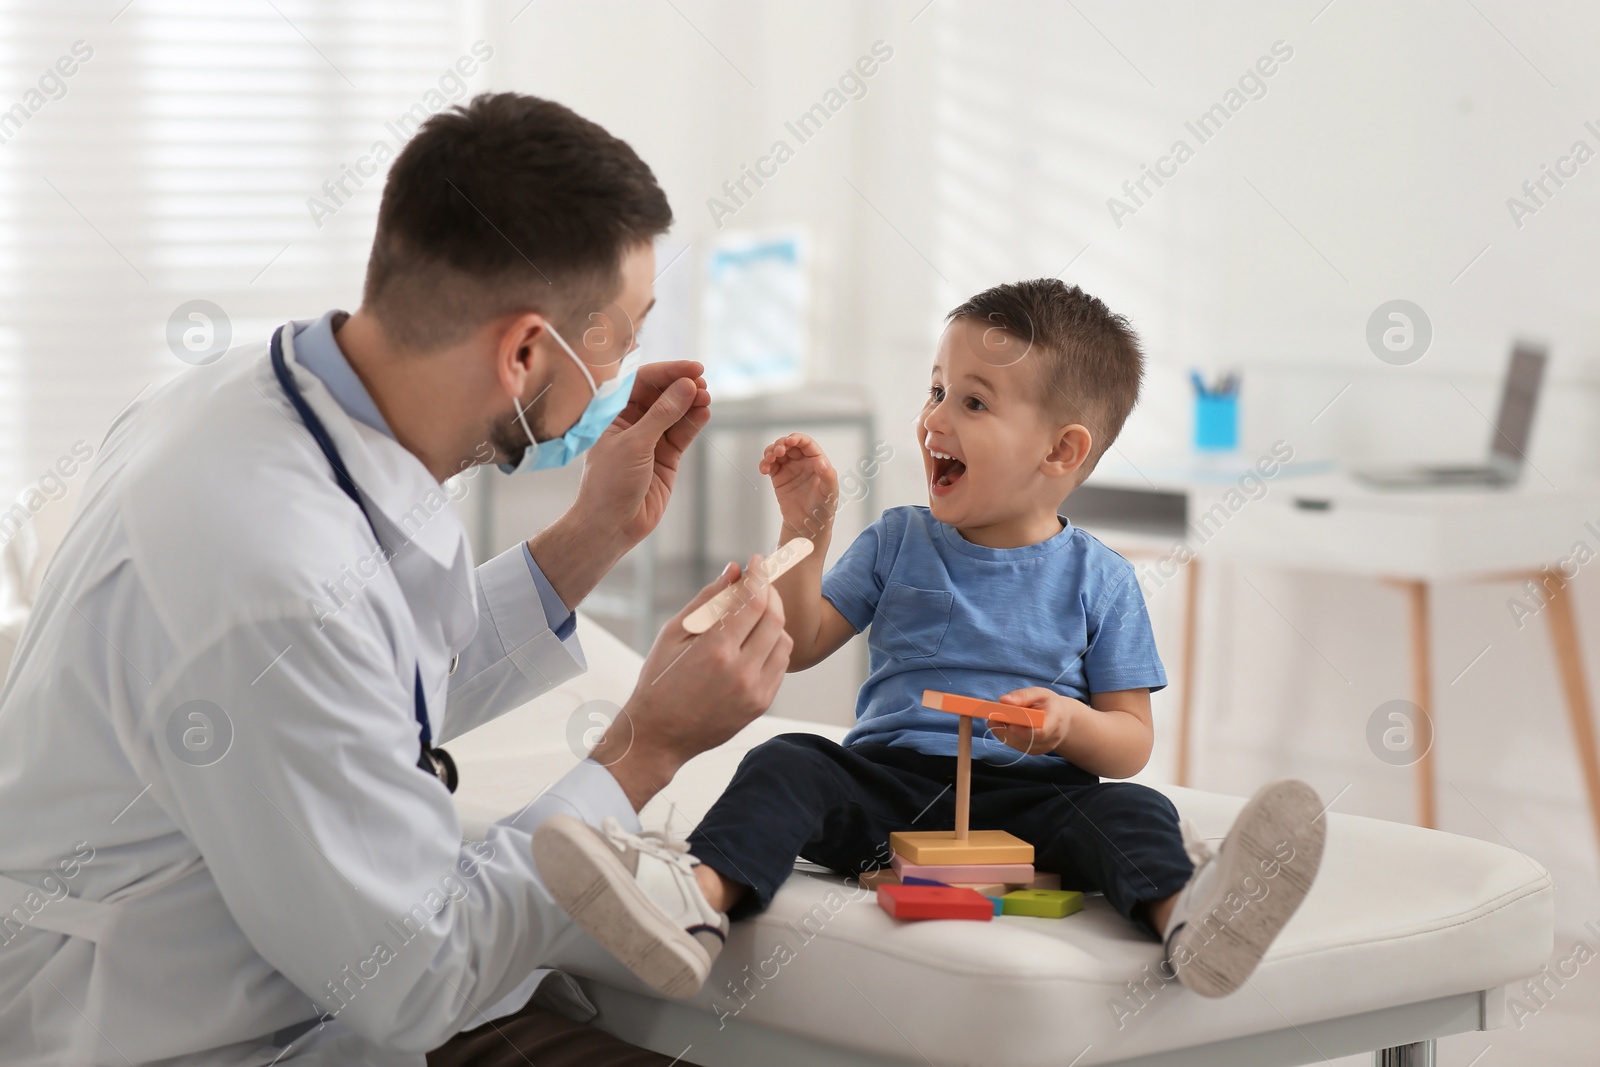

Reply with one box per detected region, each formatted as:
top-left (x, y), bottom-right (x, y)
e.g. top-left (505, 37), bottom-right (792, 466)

top-left (269, 325), bottom-right (458, 793)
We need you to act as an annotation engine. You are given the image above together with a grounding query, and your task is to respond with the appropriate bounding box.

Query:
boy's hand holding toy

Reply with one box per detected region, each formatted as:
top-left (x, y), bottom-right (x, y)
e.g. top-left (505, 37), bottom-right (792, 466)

top-left (990, 687), bottom-right (1078, 755)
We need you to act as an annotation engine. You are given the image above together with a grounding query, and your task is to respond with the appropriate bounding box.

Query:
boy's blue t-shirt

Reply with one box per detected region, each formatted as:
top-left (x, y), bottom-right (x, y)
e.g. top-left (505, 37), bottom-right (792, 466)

top-left (819, 506), bottom-right (1166, 769)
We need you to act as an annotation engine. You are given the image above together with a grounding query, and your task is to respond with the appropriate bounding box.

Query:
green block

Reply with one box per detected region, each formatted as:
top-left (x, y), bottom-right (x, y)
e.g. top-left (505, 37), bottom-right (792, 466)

top-left (1001, 889), bottom-right (1084, 918)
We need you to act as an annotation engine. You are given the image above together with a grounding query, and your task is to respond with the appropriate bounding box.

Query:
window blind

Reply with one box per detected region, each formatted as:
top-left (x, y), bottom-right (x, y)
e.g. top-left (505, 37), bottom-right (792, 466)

top-left (0, 0), bottom-right (485, 530)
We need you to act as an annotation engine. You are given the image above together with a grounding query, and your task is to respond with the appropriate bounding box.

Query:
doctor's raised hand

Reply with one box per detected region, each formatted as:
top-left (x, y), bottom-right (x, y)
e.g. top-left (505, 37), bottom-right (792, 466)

top-left (521, 338), bottom-right (710, 620)
top-left (582, 357), bottom-right (712, 546)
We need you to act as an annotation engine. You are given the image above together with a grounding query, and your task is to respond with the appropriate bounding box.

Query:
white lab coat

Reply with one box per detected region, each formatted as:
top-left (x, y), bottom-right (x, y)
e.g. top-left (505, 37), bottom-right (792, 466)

top-left (0, 328), bottom-right (642, 1065)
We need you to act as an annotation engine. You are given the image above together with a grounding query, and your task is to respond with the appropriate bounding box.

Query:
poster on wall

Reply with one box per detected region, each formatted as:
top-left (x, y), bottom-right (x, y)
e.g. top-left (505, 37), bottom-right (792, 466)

top-left (701, 229), bottom-right (809, 398)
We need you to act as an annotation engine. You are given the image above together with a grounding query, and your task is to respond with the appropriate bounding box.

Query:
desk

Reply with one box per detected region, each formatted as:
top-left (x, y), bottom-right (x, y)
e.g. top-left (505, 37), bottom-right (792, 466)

top-left (1064, 457), bottom-right (1600, 856)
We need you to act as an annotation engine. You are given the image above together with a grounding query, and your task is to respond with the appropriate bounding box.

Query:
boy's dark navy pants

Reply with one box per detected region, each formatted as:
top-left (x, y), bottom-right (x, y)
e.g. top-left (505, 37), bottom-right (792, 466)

top-left (686, 733), bottom-right (1194, 936)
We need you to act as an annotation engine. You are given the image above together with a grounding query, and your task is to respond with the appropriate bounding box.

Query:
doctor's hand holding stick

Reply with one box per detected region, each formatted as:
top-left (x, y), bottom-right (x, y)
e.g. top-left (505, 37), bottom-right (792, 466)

top-left (590, 552), bottom-right (792, 810)
top-left (526, 357), bottom-right (792, 809)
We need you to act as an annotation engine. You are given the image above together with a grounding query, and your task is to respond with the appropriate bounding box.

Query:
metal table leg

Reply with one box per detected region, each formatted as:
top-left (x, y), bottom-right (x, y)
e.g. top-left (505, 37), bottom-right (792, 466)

top-left (1374, 1039), bottom-right (1436, 1066)
top-left (692, 430), bottom-right (710, 587)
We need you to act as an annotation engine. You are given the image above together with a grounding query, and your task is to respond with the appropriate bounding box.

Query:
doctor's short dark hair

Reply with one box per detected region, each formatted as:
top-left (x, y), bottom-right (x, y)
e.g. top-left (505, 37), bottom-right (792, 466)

top-left (946, 278), bottom-right (1144, 483)
top-left (364, 92), bottom-right (673, 351)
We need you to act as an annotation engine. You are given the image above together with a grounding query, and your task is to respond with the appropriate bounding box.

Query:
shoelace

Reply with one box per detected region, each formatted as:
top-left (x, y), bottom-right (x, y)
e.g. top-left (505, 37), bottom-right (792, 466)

top-left (601, 816), bottom-right (697, 875)
top-left (1179, 816), bottom-right (1216, 870)
top-left (1163, 817), bottom-right (1219, 946)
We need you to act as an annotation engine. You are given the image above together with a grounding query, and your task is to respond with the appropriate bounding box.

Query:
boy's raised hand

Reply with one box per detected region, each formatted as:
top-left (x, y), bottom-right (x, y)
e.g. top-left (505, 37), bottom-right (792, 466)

top-left (759, 432), bottom-right (839, 538)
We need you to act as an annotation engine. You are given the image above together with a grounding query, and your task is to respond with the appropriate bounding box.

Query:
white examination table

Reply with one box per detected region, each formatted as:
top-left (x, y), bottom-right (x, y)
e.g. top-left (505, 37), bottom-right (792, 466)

top-left (450, 616), bottom-right (1553, 1067)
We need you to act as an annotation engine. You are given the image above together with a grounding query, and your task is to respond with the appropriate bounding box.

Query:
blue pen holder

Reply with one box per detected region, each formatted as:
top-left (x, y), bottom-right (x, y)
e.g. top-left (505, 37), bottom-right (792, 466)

top-left (1194, 392), bottom-right (1238, 451)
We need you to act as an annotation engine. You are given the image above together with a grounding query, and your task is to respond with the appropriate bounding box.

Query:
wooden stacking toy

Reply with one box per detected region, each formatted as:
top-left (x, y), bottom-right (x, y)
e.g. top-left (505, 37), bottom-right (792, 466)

top-left (874, 691), bottom-right (1081, 922)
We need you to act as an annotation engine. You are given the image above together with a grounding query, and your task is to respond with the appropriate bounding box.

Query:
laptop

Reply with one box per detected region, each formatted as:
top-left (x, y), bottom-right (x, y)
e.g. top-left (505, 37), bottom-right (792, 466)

top-left (1352, 342), bottom-right (1548, 489)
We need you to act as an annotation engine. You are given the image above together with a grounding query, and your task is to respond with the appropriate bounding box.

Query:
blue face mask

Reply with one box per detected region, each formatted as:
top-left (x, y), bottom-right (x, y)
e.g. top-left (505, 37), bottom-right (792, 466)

top-left (499, 320), bottom-right (642, 474)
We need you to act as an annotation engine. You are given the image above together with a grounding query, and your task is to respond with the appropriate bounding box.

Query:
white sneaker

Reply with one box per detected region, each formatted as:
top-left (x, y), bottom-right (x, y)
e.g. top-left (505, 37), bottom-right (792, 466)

top-left (531, 814), bottom-right (729, 998)
top-left (1163, 779), bottom-right (1326, 998)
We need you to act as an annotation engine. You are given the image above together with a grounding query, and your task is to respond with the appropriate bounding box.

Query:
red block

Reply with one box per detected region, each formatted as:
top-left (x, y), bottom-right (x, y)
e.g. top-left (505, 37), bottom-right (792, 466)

top-left (876, 884), bottom-right (994, 921)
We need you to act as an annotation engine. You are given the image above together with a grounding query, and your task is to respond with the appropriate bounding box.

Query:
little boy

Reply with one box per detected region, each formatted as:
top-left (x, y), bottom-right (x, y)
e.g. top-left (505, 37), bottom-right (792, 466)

top-left (534, 279), bottom-right (1326, 1002)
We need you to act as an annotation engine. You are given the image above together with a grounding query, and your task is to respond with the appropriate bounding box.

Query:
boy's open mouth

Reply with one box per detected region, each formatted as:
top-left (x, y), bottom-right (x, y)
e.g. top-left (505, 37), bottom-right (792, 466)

top-left (929, 449), bottom-right (967, 495)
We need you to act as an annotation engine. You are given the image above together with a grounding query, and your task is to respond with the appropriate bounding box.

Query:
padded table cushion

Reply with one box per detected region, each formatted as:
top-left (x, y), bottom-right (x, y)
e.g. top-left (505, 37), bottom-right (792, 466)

top-left (449, 615), bottom-right (1553, 1066)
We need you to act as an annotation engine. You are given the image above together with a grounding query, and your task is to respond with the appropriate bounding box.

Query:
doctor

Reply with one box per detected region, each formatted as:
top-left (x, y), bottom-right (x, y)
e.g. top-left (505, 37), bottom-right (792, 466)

top-left (0, 92), bottom-right (790, 1066)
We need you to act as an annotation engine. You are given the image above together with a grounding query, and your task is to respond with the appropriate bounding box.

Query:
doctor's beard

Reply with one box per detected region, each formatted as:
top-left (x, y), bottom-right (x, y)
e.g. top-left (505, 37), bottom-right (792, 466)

top-left (490, 378), bottom-right (555, 469)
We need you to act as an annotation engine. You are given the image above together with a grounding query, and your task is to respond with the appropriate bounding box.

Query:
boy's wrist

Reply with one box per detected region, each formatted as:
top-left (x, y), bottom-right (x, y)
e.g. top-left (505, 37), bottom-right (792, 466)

top-left (1050, 697), bottom-right (1087, 758)
top-left (781, 521), bottom-right (831, 545)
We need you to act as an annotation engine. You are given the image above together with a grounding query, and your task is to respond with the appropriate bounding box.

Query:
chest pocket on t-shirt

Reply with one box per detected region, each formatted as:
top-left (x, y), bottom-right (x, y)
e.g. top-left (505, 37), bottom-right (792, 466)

top-left (873, 582), bottom-right (954, 660)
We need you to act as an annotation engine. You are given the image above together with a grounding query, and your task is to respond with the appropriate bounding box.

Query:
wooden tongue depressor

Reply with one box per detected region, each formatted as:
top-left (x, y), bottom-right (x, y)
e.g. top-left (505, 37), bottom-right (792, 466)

top-left (682, 537), bottom-right (815, 634)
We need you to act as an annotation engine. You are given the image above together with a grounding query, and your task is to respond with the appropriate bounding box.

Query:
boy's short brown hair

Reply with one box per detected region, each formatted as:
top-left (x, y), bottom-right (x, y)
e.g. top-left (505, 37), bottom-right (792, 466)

top-left (946, 278), bottom-right (1143, 482)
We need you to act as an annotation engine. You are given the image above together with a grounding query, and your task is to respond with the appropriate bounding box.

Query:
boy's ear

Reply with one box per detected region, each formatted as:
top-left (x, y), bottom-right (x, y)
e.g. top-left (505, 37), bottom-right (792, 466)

top-left (1042, 423), bottom-right (1094, 480)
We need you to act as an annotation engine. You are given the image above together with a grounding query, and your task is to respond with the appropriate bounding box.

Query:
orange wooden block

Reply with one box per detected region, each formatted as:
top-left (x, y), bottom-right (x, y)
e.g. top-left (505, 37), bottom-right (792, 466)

top-left (889, 829), bottom-right (1034, 866)
top-left (921, 690), bottom-right (1047, 730)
